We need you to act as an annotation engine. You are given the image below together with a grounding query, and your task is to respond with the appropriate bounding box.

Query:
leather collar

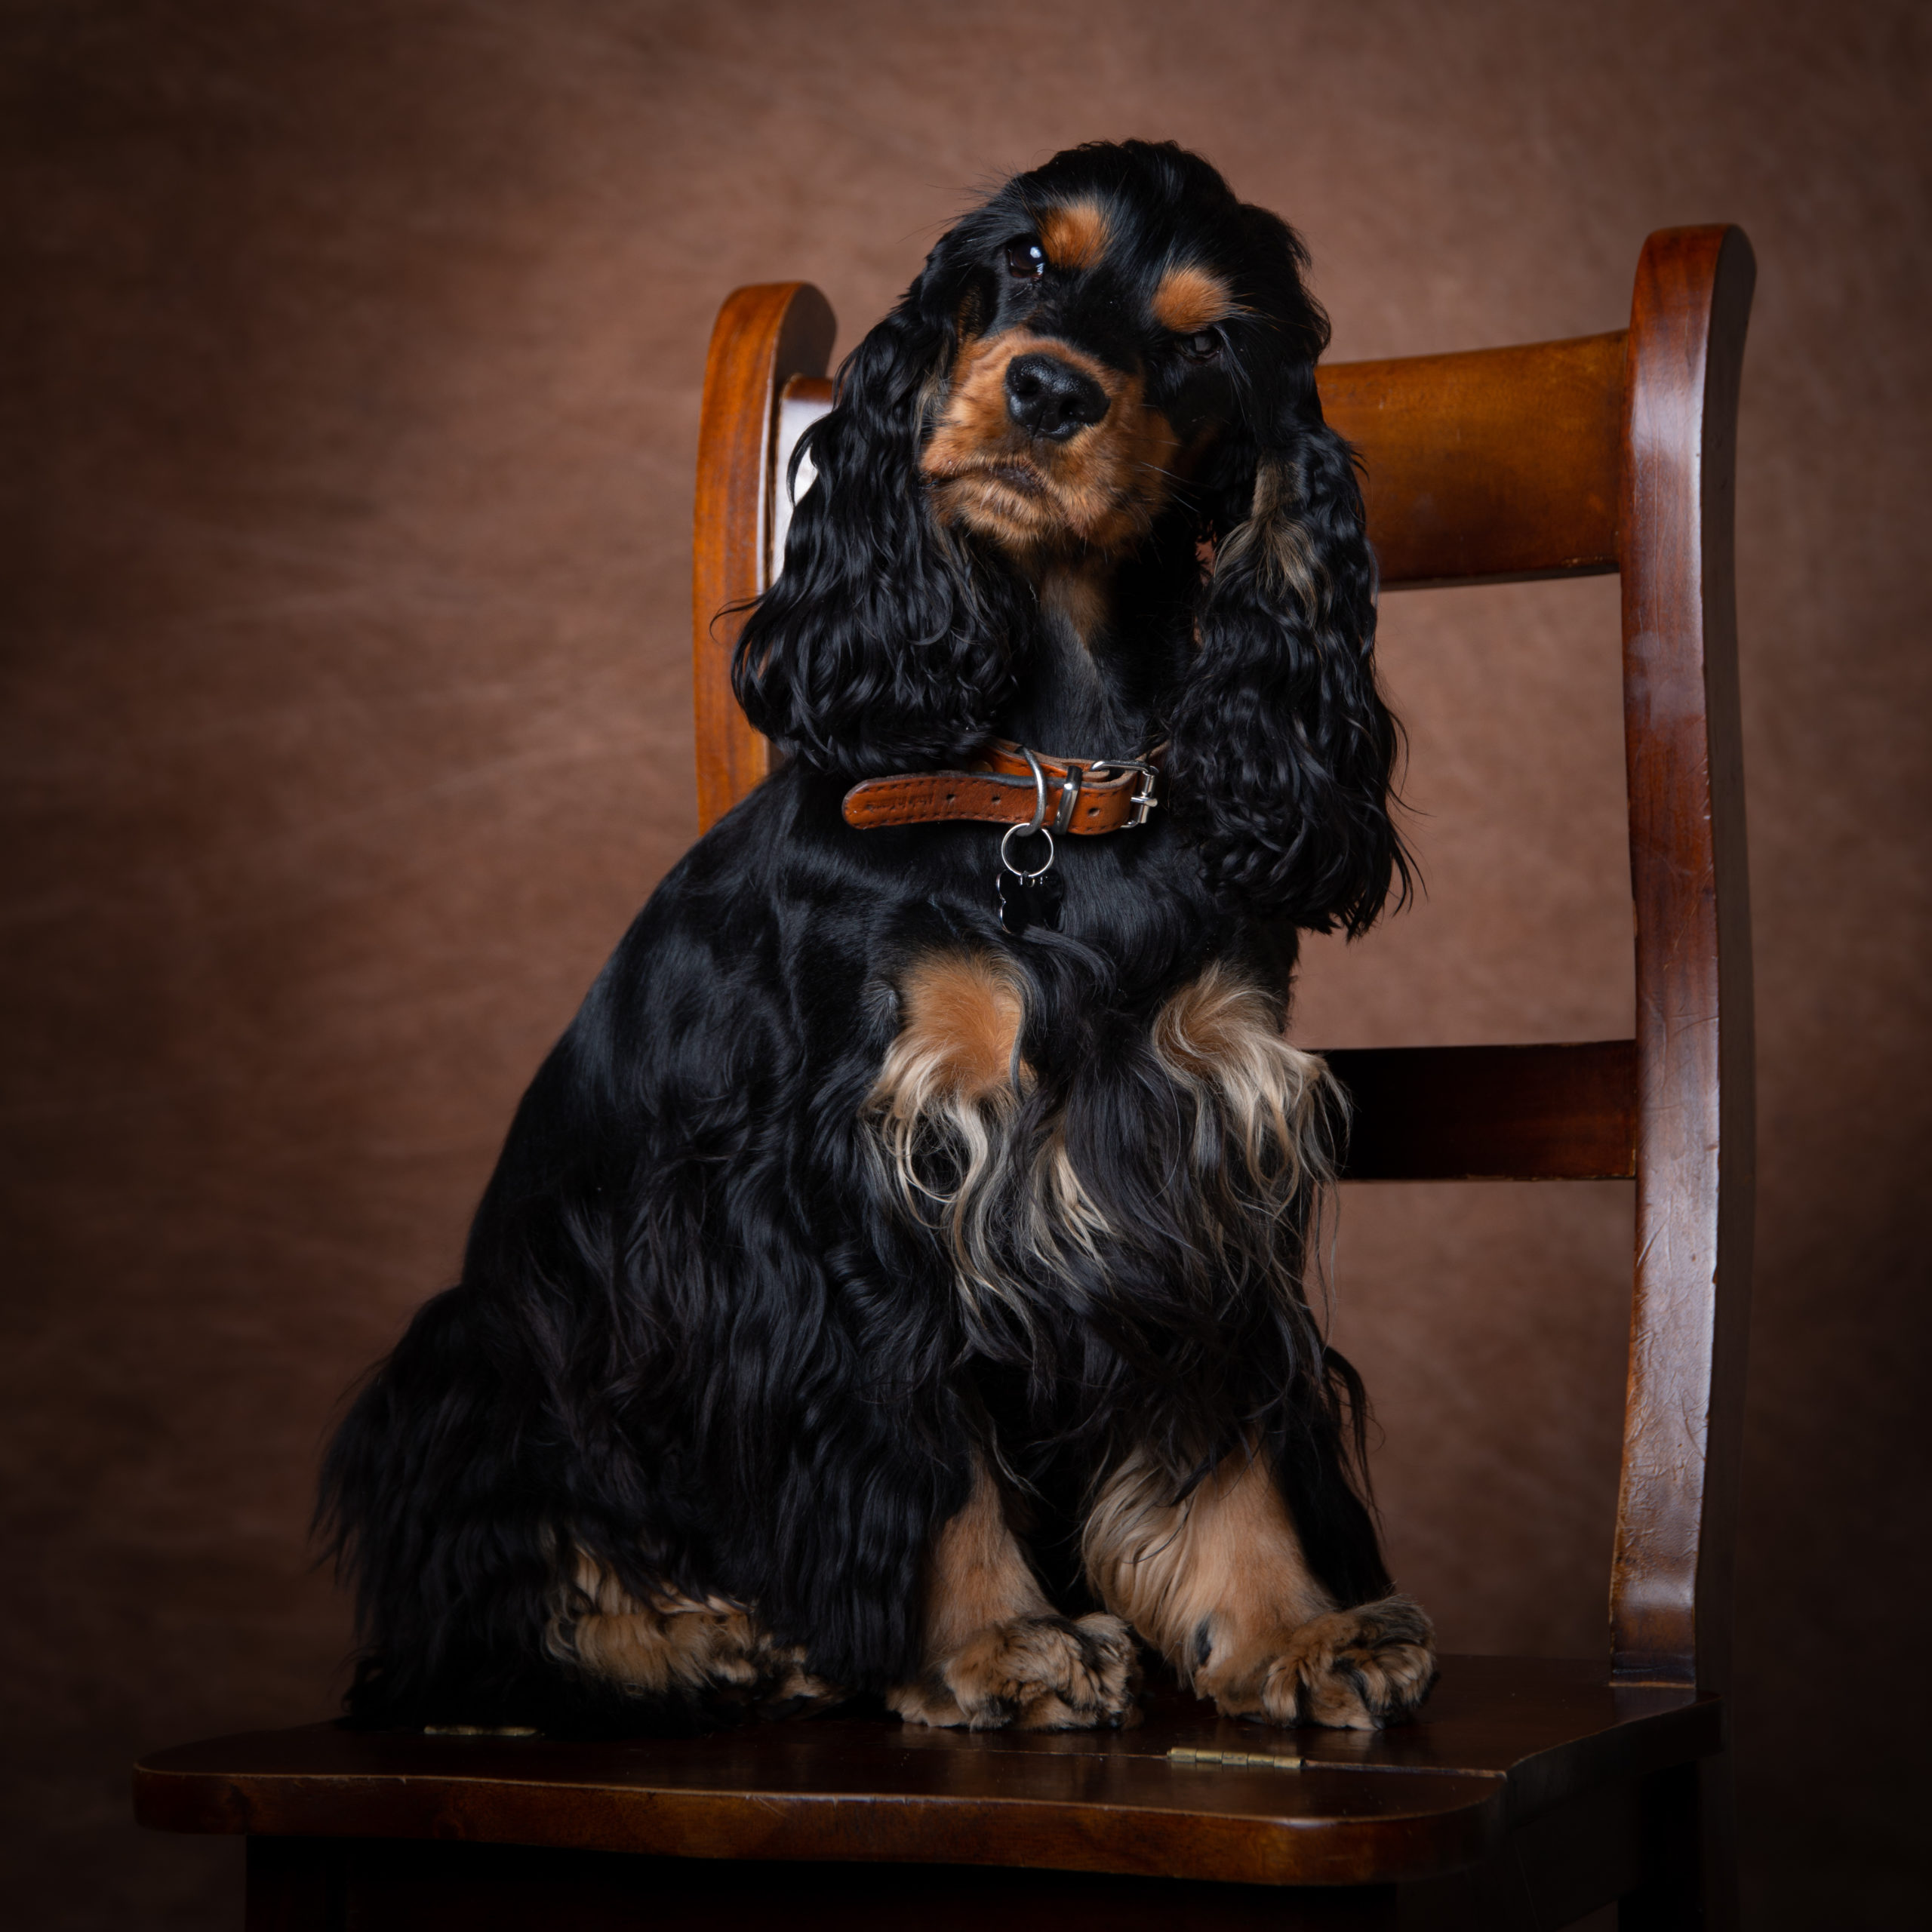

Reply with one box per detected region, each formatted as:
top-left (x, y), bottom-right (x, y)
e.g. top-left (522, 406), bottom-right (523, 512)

top-left (842, 740), bottom-right (1164, 835)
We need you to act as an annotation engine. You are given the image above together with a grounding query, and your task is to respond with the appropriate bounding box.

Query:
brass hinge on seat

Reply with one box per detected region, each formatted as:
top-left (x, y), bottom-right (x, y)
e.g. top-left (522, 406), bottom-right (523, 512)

top-left (1166, 1746), bottom-right (1303, 1770)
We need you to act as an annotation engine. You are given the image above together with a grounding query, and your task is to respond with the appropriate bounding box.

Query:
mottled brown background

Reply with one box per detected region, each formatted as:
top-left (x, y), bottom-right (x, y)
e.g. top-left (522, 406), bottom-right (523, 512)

top-left (4, 1), bottom-right (1927, 1925)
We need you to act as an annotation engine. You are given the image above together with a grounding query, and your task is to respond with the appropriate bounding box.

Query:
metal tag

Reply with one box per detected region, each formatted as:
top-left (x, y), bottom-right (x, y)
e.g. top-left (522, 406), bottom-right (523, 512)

top-left (996, 865), bottom-right (1063, 937)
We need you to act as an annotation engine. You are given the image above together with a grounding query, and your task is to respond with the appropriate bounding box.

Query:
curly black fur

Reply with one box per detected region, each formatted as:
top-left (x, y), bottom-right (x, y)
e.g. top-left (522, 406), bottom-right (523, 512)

top-left (321, 140), bottom-right (1411, 1737)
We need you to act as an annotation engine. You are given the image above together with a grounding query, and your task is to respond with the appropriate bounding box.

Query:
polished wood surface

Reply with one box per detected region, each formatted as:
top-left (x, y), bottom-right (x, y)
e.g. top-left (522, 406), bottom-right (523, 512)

top-left (134, 1657), bottom-right (1715, 1893)
top-left (1609, 226), bottom-right (1756, 1699)
top-left (1327, 1041), bottom-right (1636, 1181)
top-left (691, 283), bottom-right (835, 832)
top-left (1608, 225), bottom-right (1757, 1932)
top-left (1318, 331), bottom-right (1625, 589)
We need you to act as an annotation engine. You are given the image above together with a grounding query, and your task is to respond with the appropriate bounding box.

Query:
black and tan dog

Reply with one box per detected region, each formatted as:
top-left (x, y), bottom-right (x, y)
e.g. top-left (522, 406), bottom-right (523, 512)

top-left (323, 139), bottom-right (1435, 1737)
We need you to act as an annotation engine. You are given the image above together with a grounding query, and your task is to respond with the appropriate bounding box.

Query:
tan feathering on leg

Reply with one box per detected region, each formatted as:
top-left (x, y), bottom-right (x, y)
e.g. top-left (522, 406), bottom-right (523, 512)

top-left (889, 1451), bottom-right (1139, 1730)
top-left (1084, 1442), bottom-right (1434, 1729)
top-left (546, 1550), bottom-right (842, 1714)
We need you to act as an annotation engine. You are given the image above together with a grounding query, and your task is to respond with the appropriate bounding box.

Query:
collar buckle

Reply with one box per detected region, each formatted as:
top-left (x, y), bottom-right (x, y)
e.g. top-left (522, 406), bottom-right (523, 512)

top-left (1088, 758), bottom-right (1161, 826)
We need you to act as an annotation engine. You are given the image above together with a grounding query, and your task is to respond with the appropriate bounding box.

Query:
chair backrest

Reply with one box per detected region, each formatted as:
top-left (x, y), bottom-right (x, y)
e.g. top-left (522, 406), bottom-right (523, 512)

top-left (689, 231), bottom-right (1755, 1697)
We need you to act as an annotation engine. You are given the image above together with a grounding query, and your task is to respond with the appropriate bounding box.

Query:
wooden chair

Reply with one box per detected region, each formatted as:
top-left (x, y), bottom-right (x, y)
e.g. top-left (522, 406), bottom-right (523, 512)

top-left (135, 226), bottom-right (1756, 1931)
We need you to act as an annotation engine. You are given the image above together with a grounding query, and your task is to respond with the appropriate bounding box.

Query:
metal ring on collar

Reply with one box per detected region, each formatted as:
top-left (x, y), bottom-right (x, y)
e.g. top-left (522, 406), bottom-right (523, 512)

top-left (1053, 761), bottom-right (1084, 833)
top-left (998, 821), bottom-right (1055, 881)
top-left (1017, 745), bottom-right (1050, 833)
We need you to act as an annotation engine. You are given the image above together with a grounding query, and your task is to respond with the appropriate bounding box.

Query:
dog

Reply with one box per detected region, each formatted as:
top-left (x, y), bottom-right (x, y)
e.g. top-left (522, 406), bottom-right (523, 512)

top-left (321, 139), bottom-right (1435, 1738)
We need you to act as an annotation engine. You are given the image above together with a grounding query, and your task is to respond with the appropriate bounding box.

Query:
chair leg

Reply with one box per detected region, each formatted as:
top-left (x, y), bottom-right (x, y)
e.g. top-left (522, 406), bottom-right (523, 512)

top-left (246, 1838), bottom-right (342, 1932)
top-left (1619, 1754), bottom-right (1738, 1932)
top-left (1387, 1844), bottom-right (1538, 1931)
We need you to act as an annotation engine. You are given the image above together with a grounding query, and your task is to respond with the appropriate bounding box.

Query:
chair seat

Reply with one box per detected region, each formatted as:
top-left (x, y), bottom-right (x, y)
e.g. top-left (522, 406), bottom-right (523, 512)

top-left (134, 1656), bottom-right (1716, 1894)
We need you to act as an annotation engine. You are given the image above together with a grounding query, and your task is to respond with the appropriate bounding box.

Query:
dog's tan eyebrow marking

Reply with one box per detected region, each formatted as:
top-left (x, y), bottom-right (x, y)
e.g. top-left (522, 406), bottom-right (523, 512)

top-left (1038, 199), bottom-right (1112, 272)
top-left (1152, 263), bottom-right (1235, 334)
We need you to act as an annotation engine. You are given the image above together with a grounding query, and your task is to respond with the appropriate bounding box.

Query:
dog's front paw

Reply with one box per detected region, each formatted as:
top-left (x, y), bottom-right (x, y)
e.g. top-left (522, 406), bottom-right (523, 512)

top-left (1198, 1594), bottom-right (1436, 1730)
top-left (888, 1612), bottom-right (1141, 1730)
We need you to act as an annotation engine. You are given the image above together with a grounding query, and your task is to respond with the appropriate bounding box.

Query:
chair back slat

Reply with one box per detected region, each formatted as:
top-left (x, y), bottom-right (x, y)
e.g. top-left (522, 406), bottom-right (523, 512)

top-left (1328, 1041), bottom-right (1635, 1182)
top-left (715, 337), bottom-right (1632, 652)
top-left (1318, 333), bottom-right (1625, 588)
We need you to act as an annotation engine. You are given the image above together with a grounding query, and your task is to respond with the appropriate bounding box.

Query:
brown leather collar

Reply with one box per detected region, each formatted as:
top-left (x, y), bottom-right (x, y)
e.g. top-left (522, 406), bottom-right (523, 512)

top-left (843, 740), bottom-right (1164, 835)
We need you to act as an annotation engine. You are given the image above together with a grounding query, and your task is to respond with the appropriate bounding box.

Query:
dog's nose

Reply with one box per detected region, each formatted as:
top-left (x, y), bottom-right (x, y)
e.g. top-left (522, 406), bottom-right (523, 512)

top-left (1004, 354), bottom-right (1110, 441)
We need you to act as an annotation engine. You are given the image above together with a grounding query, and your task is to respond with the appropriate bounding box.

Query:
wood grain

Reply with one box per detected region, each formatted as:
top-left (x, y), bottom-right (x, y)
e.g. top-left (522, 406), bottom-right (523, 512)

top-left (1610, 227), bottom-right (1757, 1696)
top-left (1607, 226), bottom-right (1756, 1932)
top-left (1318, 332), bottom-right (1626, 589)
top-left (691, 284), bottom-right (835, 832)
top-left (132, 1657), bottom-right (1715, 1892)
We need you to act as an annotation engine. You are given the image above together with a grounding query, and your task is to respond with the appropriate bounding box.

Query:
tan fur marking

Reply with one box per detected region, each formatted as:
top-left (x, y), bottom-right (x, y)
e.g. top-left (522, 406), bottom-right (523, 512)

top-left (921, 329), bottom-right (1183, 559)
top-left (866, 952), bottom-right (1034, 1322)
top-left (546, 1552), bottom-right (843, 1712)
top-left (1083, 1446), bottom-right (1434, 1730)
top-left (888, 1454), bottom-right (1140, 1731)
top-left (1038, 198), bottom-right (1111, 271)
top-left (1215, 458), bottom-right (1324, 610)
top-left (891, 952), bottom-right (1027, 1102)
top-left (917, 1451), bottom-right (1054, 1657)
top-left (1035, 1131), bottom-right (1115, 1260)
top-left (1083, 1444), bottom-right (1333, 1673)
top-left (1152, 961), bottom-right (1337, 1206)
top-left (1038, 560), bottom-right (1112, 646)
top-left (1152, 262), bottom-right (1235, 334)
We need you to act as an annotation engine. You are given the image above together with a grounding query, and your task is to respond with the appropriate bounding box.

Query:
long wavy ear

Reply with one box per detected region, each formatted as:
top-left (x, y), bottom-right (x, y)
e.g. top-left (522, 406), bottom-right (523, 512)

top-left (1167, 404), bottom-right (1408, 934)
top-left (731, 281), bottom-right (1022, 779)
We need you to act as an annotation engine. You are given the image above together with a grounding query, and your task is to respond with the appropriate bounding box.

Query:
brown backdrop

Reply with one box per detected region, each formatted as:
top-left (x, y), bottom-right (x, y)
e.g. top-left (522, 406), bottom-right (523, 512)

top-left (5, 2), bottom-right (1927, 1924)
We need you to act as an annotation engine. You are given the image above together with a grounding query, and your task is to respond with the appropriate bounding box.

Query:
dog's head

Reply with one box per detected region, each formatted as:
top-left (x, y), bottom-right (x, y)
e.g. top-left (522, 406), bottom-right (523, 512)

top-left (734, 140), bottom-right (1405, 933)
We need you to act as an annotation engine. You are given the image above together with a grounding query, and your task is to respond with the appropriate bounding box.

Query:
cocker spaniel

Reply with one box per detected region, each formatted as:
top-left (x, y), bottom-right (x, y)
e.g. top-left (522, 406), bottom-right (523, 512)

top-left (323, 139), bottom-right (1435, 1737)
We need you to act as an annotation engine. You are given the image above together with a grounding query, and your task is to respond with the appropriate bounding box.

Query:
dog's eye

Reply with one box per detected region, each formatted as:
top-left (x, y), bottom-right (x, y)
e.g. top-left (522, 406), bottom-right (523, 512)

top-left (1004, 238), bottom-right (1047, 281)
top-left (1177, 329), bottom-right (1222, 363)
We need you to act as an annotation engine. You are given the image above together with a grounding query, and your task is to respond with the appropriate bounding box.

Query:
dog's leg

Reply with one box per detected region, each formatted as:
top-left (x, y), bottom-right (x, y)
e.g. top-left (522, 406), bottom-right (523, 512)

top-left (548, 1553), bottom-right (844, 1715)
top-left (888, 1453), bottom-right (1140, 1730)
top-left (1084, 1444), bottom-right (1434, 1729)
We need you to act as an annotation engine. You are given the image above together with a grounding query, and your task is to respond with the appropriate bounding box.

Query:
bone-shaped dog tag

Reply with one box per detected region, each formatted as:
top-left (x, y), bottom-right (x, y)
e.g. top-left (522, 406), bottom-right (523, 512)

top-left (996, 865), bottom-right (1063, 937)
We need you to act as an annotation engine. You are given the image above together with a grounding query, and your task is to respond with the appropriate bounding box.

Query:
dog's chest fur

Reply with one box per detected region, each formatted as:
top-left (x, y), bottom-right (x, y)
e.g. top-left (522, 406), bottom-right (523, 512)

top-left (866, 943), bottom-right (1333, 1339)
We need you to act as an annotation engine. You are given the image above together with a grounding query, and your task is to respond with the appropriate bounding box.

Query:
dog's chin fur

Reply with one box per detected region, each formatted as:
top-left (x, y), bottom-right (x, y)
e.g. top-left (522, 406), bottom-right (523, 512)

top-left (320, 138), bottom-right (1429, 1742)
